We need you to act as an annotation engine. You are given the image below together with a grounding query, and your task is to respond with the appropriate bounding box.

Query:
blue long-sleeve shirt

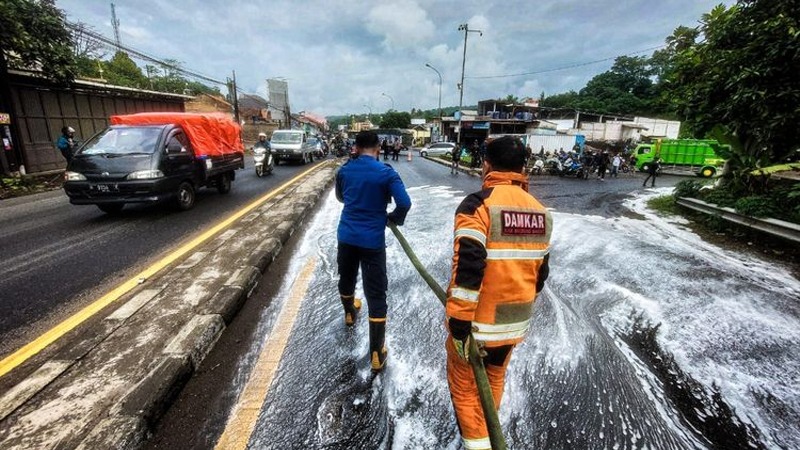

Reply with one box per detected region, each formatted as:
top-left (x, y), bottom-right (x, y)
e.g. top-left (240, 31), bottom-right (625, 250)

top-left (336, 155), bottom-right (411, 249)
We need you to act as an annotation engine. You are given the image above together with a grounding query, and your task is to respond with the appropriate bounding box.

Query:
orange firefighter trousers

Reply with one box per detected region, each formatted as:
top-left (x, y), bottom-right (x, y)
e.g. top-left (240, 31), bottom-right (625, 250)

top-left (446, 337), bottom-right (514, 448)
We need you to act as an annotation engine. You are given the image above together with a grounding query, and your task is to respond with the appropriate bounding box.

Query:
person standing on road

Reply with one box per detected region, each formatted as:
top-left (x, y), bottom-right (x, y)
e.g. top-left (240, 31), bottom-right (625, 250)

top-left (382, 138), bottom-right (390, 161)
top-left (451, 143), bottom-right (461, 175)
top-left (392, 138), bottom-right (402, 161)
top-left (445, 136), bottom-right (552, 450)
top-left (57, 126), bottom-right (76, 164)
top-left (335, 130), bottom-right (411, 372)
top-left (597, 151), bottom-right (608, 180)
top-left (611, 153), bottom-right (621, 178)
top-left (642, 157), bottom-right (661, 187)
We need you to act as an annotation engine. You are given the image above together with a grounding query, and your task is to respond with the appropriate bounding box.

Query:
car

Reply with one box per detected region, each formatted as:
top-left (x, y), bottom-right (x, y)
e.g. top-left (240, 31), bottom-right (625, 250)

top-left (271, 130), bottom-right (316, 165)
top-left (419, 142), bottom-right (456, 157)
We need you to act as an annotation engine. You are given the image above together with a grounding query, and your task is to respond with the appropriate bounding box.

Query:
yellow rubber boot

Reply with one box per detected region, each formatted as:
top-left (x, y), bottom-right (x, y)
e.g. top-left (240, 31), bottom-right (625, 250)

top-left (341, 295), bottom-right (362, 326)
top-left (369, 318), bottom-right (388, 372)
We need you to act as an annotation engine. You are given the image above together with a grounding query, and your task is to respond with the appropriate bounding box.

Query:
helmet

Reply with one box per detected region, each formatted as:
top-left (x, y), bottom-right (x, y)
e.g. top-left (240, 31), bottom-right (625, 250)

top-left (258, 132), bottom-right (267, 138)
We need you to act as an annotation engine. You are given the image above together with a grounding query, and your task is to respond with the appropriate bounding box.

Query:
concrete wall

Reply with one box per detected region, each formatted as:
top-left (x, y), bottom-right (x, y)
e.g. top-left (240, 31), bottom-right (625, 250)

top-left (634, 117), bottom-right (681, 139)
top-left (526, 134), bottom-right (578, 153)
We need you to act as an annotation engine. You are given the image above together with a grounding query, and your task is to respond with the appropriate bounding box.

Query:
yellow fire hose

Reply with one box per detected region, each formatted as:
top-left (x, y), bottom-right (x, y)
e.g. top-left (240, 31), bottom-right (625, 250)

top-left (389, 224), bottom-right (507, 450)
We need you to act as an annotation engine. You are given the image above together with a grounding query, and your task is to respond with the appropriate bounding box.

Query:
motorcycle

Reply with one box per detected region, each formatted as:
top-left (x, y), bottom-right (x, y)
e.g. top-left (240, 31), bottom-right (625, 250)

top-left (253, 146), bottom-right (274, 177)
top-left (561, 160), bottom-right (584, 178)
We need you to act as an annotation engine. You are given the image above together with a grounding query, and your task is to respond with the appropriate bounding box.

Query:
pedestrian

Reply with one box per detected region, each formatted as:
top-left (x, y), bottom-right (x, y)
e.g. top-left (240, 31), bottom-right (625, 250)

top-left (335, 130), bottom-right (411, 372)
top-left (581, 150), bottom-right (593, 179)
top-left (451, 143), bottom-right (461, 175)
top-left (611, 153), bottom-right (621, 178)
top-left (470, 140), bottom-right (480, 168)
top-left (445, 136), bottom-right (552, 450)
top-left (642, 157), bottom-right (660, 187)
top-left (57, 126), bottom-right (76, 164)
top-left (392, 138), bottom-right (402, 161)
top-left (596, 151), bottom-right (608, 180)
top-left (480, 139), bottom-right (488, 166)
top-left (539, 145), bottom-right (545, 158)
top-left (381, 138), bottom-right (390, 161)
top-left (630, 153), bottom-right (638, 174)
top-left (524, 144), bottom-right (533, 174)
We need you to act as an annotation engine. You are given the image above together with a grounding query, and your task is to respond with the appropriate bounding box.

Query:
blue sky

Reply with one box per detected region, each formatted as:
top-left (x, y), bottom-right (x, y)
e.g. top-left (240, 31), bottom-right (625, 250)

top-left (58, 0), bottom-right (728, 117)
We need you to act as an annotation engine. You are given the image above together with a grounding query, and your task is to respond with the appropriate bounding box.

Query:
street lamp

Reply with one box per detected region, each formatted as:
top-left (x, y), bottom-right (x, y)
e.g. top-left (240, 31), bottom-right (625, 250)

top-left (456, 23), bottom-right (483, 148)
top-left (425, 63), bottom-right (443, 138)
top-left (381, 92), bottom-right (394, 110)
top-left (363, 104), bottom-right (372, 124)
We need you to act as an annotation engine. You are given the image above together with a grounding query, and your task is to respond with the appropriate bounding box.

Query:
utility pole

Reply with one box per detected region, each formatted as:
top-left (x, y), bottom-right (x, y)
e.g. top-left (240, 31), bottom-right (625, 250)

top-left (456, 23), bottom-right (482, 148)
top-left (227, 73), bottom-right (240, 124)
top-left (110, 3), bottom-right (121, 52)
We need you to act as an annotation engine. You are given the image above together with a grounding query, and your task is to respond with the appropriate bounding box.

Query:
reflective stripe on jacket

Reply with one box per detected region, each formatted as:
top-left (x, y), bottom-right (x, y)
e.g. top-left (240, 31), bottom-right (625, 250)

top-left (446, 170), bottom-right (552, 347)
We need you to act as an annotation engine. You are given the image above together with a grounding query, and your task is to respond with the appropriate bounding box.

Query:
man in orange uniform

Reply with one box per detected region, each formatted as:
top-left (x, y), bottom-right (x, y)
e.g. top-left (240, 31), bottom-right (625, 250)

top-left (445, 136), bottom-right (552, 449)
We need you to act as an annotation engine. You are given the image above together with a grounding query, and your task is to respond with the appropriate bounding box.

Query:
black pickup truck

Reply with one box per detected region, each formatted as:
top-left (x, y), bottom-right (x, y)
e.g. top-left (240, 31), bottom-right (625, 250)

top-left (64, 113), bottom-right (244, 213)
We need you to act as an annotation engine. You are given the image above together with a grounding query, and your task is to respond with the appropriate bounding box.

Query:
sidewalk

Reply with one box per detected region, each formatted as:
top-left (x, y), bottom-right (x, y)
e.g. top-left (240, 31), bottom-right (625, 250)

top-left (0, 161), bottom-right (338, 450)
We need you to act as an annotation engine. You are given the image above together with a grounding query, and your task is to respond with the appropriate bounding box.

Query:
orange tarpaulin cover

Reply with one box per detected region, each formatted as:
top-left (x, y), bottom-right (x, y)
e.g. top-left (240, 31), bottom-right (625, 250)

top-left (110, 112), bottom-right (243, 157)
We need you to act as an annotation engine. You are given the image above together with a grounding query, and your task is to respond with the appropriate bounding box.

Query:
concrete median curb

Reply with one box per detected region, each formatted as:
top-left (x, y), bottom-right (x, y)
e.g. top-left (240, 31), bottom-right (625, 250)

top-left (0, 160), bottom-right (339, 450)
top-left (423, 155), bottom-right (482, 177)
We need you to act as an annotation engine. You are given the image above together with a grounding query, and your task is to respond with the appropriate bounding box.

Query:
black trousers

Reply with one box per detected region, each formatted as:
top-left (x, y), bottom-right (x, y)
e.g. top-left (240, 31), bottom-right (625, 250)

top-left (643, 172), bottom-right (657, 186)
top-left (337, 242), bottom-right (388, 319)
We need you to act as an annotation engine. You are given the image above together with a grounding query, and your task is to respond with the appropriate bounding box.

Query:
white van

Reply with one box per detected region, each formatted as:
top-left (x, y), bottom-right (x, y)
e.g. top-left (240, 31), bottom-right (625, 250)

top-left (270, 130), bottom-right (315, 165)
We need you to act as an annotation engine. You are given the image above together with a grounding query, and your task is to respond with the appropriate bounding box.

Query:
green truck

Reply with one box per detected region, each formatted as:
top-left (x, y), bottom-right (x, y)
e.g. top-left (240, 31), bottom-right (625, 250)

top-left (633, 139), bottom-right (728, 177)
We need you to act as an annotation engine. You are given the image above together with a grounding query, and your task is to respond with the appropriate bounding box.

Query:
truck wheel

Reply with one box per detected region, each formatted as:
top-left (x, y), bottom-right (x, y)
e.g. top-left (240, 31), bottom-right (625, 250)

top-left (217, 173), bottom-right (232, 194)
top-left (176, 181), bottom-right (196, 211)
top-left (97, 203), bottom-right (124, 214)
top-left (700, 167), bottom-right (716, 178)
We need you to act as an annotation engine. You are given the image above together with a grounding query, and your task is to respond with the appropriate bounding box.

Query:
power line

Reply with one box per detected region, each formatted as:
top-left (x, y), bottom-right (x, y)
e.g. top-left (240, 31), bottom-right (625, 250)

top-left (65, 21), bottom-right (226, 86)
top-left (465, 45), bottom-right (666, 80)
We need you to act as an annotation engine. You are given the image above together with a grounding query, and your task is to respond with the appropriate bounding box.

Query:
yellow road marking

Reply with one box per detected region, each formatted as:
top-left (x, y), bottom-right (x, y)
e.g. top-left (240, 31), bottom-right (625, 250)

top-left (214, 256), bottom-right (317, 450)
top-left (0, 162), bottom-right (330, 379)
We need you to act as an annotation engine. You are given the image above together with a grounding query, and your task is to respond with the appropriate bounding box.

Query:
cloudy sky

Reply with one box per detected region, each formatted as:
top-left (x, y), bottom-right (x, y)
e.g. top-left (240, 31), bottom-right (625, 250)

top-left (59, 0), bottom-right (727, 117)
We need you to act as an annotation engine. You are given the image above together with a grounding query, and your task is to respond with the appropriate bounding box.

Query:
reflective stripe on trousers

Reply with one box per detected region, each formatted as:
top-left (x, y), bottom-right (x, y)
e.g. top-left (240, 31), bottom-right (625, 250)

top-left (462, 436), bottom-right (492, 449)
top-left (485, 248), bottom-right (549, 260)
top-left (472, 319), bottom-right (530, 342)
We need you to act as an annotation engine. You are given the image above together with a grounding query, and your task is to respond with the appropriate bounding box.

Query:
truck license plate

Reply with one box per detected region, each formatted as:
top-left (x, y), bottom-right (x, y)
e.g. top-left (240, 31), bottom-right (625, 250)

top-left (92, 183), bottom-right (118, 193)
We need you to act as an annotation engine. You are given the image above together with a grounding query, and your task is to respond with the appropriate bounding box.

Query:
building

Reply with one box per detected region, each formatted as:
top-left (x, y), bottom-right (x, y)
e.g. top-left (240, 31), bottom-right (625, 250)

top-left (349, 120), bottom-right (375, 133)
top-left (291, 111), bottom-right (328, 135)
top-left (185, 93), bottom-right (232, 119)
top-left (1, 69), bottom-right (188, 175)
top-left (238, 93), bottom-right (271, 124)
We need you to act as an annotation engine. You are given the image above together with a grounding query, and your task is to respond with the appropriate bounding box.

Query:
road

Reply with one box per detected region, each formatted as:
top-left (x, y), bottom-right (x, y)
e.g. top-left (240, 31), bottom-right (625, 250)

top-left (0, 155), bottom-right (319, 357)
top-left (147, 157), bottom-right (799, 450)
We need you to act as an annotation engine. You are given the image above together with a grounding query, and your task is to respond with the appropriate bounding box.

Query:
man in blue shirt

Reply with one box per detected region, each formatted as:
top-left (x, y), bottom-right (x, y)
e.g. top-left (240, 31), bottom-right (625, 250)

top-left (335, 130), bottom-right (411, 372)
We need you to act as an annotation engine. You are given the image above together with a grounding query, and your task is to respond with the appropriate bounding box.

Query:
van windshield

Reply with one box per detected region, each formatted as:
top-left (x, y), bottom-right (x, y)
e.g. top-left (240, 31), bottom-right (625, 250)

top-left (79, 126), bottom-right (164, 156)
top-left (271, 133), bottom-right (303, 144)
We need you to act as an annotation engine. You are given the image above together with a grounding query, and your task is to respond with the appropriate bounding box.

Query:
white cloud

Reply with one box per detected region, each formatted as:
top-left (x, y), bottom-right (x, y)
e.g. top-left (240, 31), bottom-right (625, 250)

top-left (57, 0), bottom-right (730, 117)
top-left (366, 0), bottom-right (435, 49)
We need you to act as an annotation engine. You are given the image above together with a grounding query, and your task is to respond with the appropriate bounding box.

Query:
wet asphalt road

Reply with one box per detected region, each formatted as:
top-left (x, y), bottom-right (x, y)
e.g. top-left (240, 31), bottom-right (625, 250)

top-left (147, 158), bottom-right (799, 450)
top-left (0, 155), bottom-right (322, 358)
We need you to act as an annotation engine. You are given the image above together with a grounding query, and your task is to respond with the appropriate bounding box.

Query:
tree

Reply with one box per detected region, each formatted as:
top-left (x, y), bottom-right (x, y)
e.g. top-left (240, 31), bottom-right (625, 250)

top-left (0, 0), bottom-right (76, 82)
top-left (379, 110), bottom-right (411, 129)
top-left (103, 51), bottom-right (148, 88)
top-left (667, 0), bottom-right (800, 178)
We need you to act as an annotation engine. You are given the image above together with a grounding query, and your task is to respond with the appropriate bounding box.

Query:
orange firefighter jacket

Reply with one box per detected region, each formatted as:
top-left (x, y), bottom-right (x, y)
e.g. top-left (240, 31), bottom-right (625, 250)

top-left (446, 170), bottom-right (552, 347)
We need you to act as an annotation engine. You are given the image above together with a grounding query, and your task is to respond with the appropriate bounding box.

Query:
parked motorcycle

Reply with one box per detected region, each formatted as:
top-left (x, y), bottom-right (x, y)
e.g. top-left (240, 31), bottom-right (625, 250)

top-left (253, 146), bottom-right (274, 177)
top-left (561, 160), bottom-right (584, 178)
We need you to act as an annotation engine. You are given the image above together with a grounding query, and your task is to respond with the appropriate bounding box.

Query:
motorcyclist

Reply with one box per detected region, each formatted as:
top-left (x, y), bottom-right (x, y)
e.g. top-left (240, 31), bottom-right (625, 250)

top-left (254, 132), bottom-right (270, 151)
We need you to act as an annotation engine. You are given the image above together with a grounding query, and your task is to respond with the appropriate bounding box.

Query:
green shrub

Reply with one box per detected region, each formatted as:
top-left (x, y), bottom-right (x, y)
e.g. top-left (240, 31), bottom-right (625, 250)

top-left (734, 196), bottom-right (778, 218)
top-left (701, 188), bottom-right (737, 208)
top-left (647, 195), bottom-right (679, 215)
top-left (673, 180), bottom-right (706, 199)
